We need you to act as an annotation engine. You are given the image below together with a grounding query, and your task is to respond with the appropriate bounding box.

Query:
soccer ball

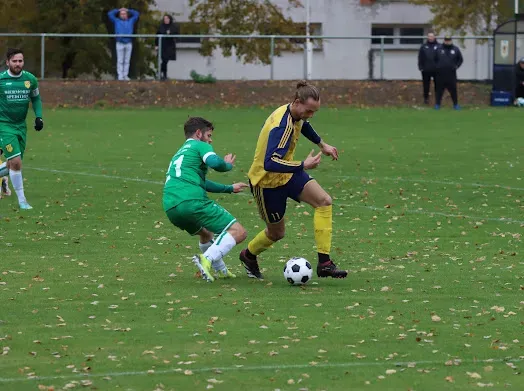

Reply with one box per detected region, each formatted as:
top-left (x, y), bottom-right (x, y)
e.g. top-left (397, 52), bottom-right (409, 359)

top-left (516, 97), bottom-right (524, 107)
top-left (284, 257), bottom-right (313, 285)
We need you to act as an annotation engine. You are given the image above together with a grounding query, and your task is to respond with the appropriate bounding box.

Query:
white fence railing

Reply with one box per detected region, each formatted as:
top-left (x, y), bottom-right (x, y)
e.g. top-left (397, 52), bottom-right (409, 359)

top-left (0, 33), bottom-right (494, 80)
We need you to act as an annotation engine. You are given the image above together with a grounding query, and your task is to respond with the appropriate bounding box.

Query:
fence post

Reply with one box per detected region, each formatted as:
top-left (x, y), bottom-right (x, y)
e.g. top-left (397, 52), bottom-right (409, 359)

top-left (380, 36), bottom-right (384, 80)
top-left (270, 35), bottom-right (275, 80)
top-left (303, 42), bottom-right (307, 79)
top-left (40, 34), bottom-right (45, 80)
top-left (157, 35), bottom-right (162, 80)
top-left (488, 36), bottom-right (493, 80)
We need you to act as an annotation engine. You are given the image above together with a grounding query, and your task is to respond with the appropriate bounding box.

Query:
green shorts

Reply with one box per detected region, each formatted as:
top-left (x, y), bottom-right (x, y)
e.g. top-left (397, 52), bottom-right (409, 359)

top-left (166, 199), bottom-right (236, 236)
top-left (0, 133), bottom-right (26, 160)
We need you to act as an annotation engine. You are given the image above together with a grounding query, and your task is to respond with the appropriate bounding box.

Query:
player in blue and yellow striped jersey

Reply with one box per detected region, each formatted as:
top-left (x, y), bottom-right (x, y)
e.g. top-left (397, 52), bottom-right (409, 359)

top-left (239, 81), bottom-right (348, 280)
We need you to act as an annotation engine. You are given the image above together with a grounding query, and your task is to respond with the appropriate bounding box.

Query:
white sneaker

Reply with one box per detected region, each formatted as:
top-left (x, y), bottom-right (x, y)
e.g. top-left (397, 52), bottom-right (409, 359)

top-left (19, 201), bottom-right (33, 210)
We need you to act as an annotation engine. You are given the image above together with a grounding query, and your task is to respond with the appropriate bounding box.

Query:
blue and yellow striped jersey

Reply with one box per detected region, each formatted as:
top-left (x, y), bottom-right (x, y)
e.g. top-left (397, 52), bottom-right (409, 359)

top-left (248, 104), bottom-right (307, 188)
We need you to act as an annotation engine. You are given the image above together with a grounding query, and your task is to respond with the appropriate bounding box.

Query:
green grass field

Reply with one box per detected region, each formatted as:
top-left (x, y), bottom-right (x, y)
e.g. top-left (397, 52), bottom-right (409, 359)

top-left (0, 107), bottom-right (522, 391)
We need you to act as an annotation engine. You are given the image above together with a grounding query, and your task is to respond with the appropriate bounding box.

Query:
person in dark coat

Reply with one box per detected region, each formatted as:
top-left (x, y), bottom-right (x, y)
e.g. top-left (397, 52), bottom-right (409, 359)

top-left (434, 35), bottom-right (463, 110)
top-left (418, 32), bottom-right (440, 104)
top-left (155, 15), bottom-right (179, 80)
top-left (515, 57), bottom-right (524, 99)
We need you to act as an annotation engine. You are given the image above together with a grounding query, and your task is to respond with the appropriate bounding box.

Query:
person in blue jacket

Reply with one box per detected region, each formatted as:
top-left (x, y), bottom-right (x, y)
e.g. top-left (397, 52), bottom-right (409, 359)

top-left (107, 7), bottom-right (140, 80)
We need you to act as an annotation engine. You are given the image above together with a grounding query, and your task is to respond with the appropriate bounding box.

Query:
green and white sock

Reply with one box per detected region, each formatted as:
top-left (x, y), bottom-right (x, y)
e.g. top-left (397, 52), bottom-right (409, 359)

top-left (199, 240), bottom-right (227, 272)
top-left (203, 232), bottom-right (236, 269)
top-left (9, 170), bottom-right (26, 203)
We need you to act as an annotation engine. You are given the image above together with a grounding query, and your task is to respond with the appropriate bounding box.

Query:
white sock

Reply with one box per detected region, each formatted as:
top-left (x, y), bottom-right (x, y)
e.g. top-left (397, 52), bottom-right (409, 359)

top-left (0, 162), bottom-right (8, 177)
top-left (199, 240), bottom-right (213, 253)
top-left (9, 170), bottom-right (26, 203)
top-left (204, 232), bottom-right (237, 264)
top-left (200, 240), bottom-right (227, 272)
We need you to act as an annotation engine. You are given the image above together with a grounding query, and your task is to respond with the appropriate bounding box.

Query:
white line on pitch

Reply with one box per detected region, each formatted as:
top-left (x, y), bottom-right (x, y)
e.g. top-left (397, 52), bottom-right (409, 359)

top-left (27, 167), bottom-right (523, 224)
top-left (0, 357), bottom-right (520, 383)
top-left (340, 204), bottom-right (524, 225)
top-left (337, 175), bottom-right (524, 191)
top-left (27, 167), bottom-right (165, 185)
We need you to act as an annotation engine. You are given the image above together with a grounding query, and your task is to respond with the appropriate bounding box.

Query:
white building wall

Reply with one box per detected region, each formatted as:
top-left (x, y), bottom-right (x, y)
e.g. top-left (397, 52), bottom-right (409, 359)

top-left (155, 0), bottom-right (492, 81)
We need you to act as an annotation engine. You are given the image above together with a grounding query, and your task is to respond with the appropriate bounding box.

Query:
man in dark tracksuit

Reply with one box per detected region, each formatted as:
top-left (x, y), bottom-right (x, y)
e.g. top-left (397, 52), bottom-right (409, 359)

top-left (515, 57), bottom-right (524, 99)
top-left (418, 32), bottom-right (440, 104)
top-left (434, 36), bottom-right (463, 110)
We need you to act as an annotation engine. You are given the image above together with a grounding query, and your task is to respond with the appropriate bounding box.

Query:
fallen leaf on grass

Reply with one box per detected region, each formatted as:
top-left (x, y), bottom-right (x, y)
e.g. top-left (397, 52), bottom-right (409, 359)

top-left (490, 306), bottom-right (505, 313)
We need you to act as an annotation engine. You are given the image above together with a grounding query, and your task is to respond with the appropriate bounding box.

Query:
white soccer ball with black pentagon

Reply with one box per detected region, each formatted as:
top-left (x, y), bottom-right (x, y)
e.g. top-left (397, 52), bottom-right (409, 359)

top-left (284, 257), bottom-right (312, 285)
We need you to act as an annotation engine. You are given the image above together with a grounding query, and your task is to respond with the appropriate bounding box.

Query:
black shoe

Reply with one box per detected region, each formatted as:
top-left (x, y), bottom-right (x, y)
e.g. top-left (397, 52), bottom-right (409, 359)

top-left (239, 249), bottom-right (264, 280)
top-left (317, 260), bottom-right (348, 278)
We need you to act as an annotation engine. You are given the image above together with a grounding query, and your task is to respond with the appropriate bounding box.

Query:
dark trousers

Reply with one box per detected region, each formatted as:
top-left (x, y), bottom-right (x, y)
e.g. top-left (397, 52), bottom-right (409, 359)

top-left (435, 73), bottom-right (458, 106)
top-left (160, 59), bottom-right (169, 79)
top-left (516, 83), bottom-right (524, 99)
top-left (421, 71), bottom-right (436, 101)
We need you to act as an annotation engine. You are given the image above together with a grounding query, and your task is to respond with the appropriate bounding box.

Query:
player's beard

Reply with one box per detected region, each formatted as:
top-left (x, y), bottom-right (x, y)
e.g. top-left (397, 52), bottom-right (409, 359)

top-left (9, 66), bottom-right (22, 75)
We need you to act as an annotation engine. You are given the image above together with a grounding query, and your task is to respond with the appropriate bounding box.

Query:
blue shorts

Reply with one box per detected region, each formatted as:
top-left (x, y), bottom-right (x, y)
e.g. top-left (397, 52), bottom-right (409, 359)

top-left (250, 170), bottom-right (313, 224)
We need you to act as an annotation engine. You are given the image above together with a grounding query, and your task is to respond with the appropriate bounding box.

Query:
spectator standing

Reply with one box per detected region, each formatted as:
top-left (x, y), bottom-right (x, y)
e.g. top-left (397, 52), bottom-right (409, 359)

top-left (434, 35), bottom-right (463, 110)
top-left (514, 57), bottom-right (524, 99)
top-left (155, 14), bottom-right (179, 81)
top-left (418, 32), bottom-right (440, 104)
top-left (107, 7), bottom-right (140, 81)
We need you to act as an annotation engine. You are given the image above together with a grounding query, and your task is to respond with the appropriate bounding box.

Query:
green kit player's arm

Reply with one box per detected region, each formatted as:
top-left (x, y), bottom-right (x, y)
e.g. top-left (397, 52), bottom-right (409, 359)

top-left (30, 76), bottom-right (43, 118)
top-left (206, 154), bottom-right (232, 172)
top-left (205, 180), bottom-right (234, 193)
top-left (31, 94), bottom-right (43, 118)
top-left (30, 76), bottom-right (44, 131)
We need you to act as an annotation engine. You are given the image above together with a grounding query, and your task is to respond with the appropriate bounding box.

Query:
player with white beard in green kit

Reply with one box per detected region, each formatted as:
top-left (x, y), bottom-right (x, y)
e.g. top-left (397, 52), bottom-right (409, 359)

top-left (163, 117), bottom-right (248, 282)
top-left (0, 48), bottom-right (44, 210)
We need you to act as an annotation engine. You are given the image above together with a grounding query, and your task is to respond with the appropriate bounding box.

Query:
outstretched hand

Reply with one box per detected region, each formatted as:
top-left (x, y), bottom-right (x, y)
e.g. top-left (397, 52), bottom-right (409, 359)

top-left (232, 182), bottom-right (249, 193)
top-left (223, 153), bottom-right (236, 165)
top-left (319, 142), bottom-right (338, 160)
top-left (303, 149), bottom-right (322, 170)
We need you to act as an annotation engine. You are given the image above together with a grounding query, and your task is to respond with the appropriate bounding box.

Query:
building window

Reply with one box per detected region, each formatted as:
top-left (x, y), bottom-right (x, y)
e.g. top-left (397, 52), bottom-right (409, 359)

top-left (371, 27), bottom-right (394, 45)
top-left (399, 27), bottom-right (425, 44)
top-left (371, 25), bottom-right (428, 47)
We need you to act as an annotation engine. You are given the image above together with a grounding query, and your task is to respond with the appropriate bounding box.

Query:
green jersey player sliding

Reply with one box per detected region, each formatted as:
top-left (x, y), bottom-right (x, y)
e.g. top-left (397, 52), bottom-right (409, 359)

top-left (0, 48), bottom-right (44, 210)
top-left (163, 117), bottom-right (248, 282)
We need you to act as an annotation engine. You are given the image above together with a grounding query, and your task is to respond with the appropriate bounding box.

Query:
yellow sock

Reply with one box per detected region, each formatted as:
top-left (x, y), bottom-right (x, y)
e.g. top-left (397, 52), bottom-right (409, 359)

top-left (314, 205), bottom-right (332, 255)
top-left (247, 230), bottom-right (275, 256)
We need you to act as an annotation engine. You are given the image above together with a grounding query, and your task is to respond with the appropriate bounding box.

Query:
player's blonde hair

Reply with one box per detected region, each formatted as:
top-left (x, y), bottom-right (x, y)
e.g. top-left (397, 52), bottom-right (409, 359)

top-left (294, 80), bottom-right (320, 103)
